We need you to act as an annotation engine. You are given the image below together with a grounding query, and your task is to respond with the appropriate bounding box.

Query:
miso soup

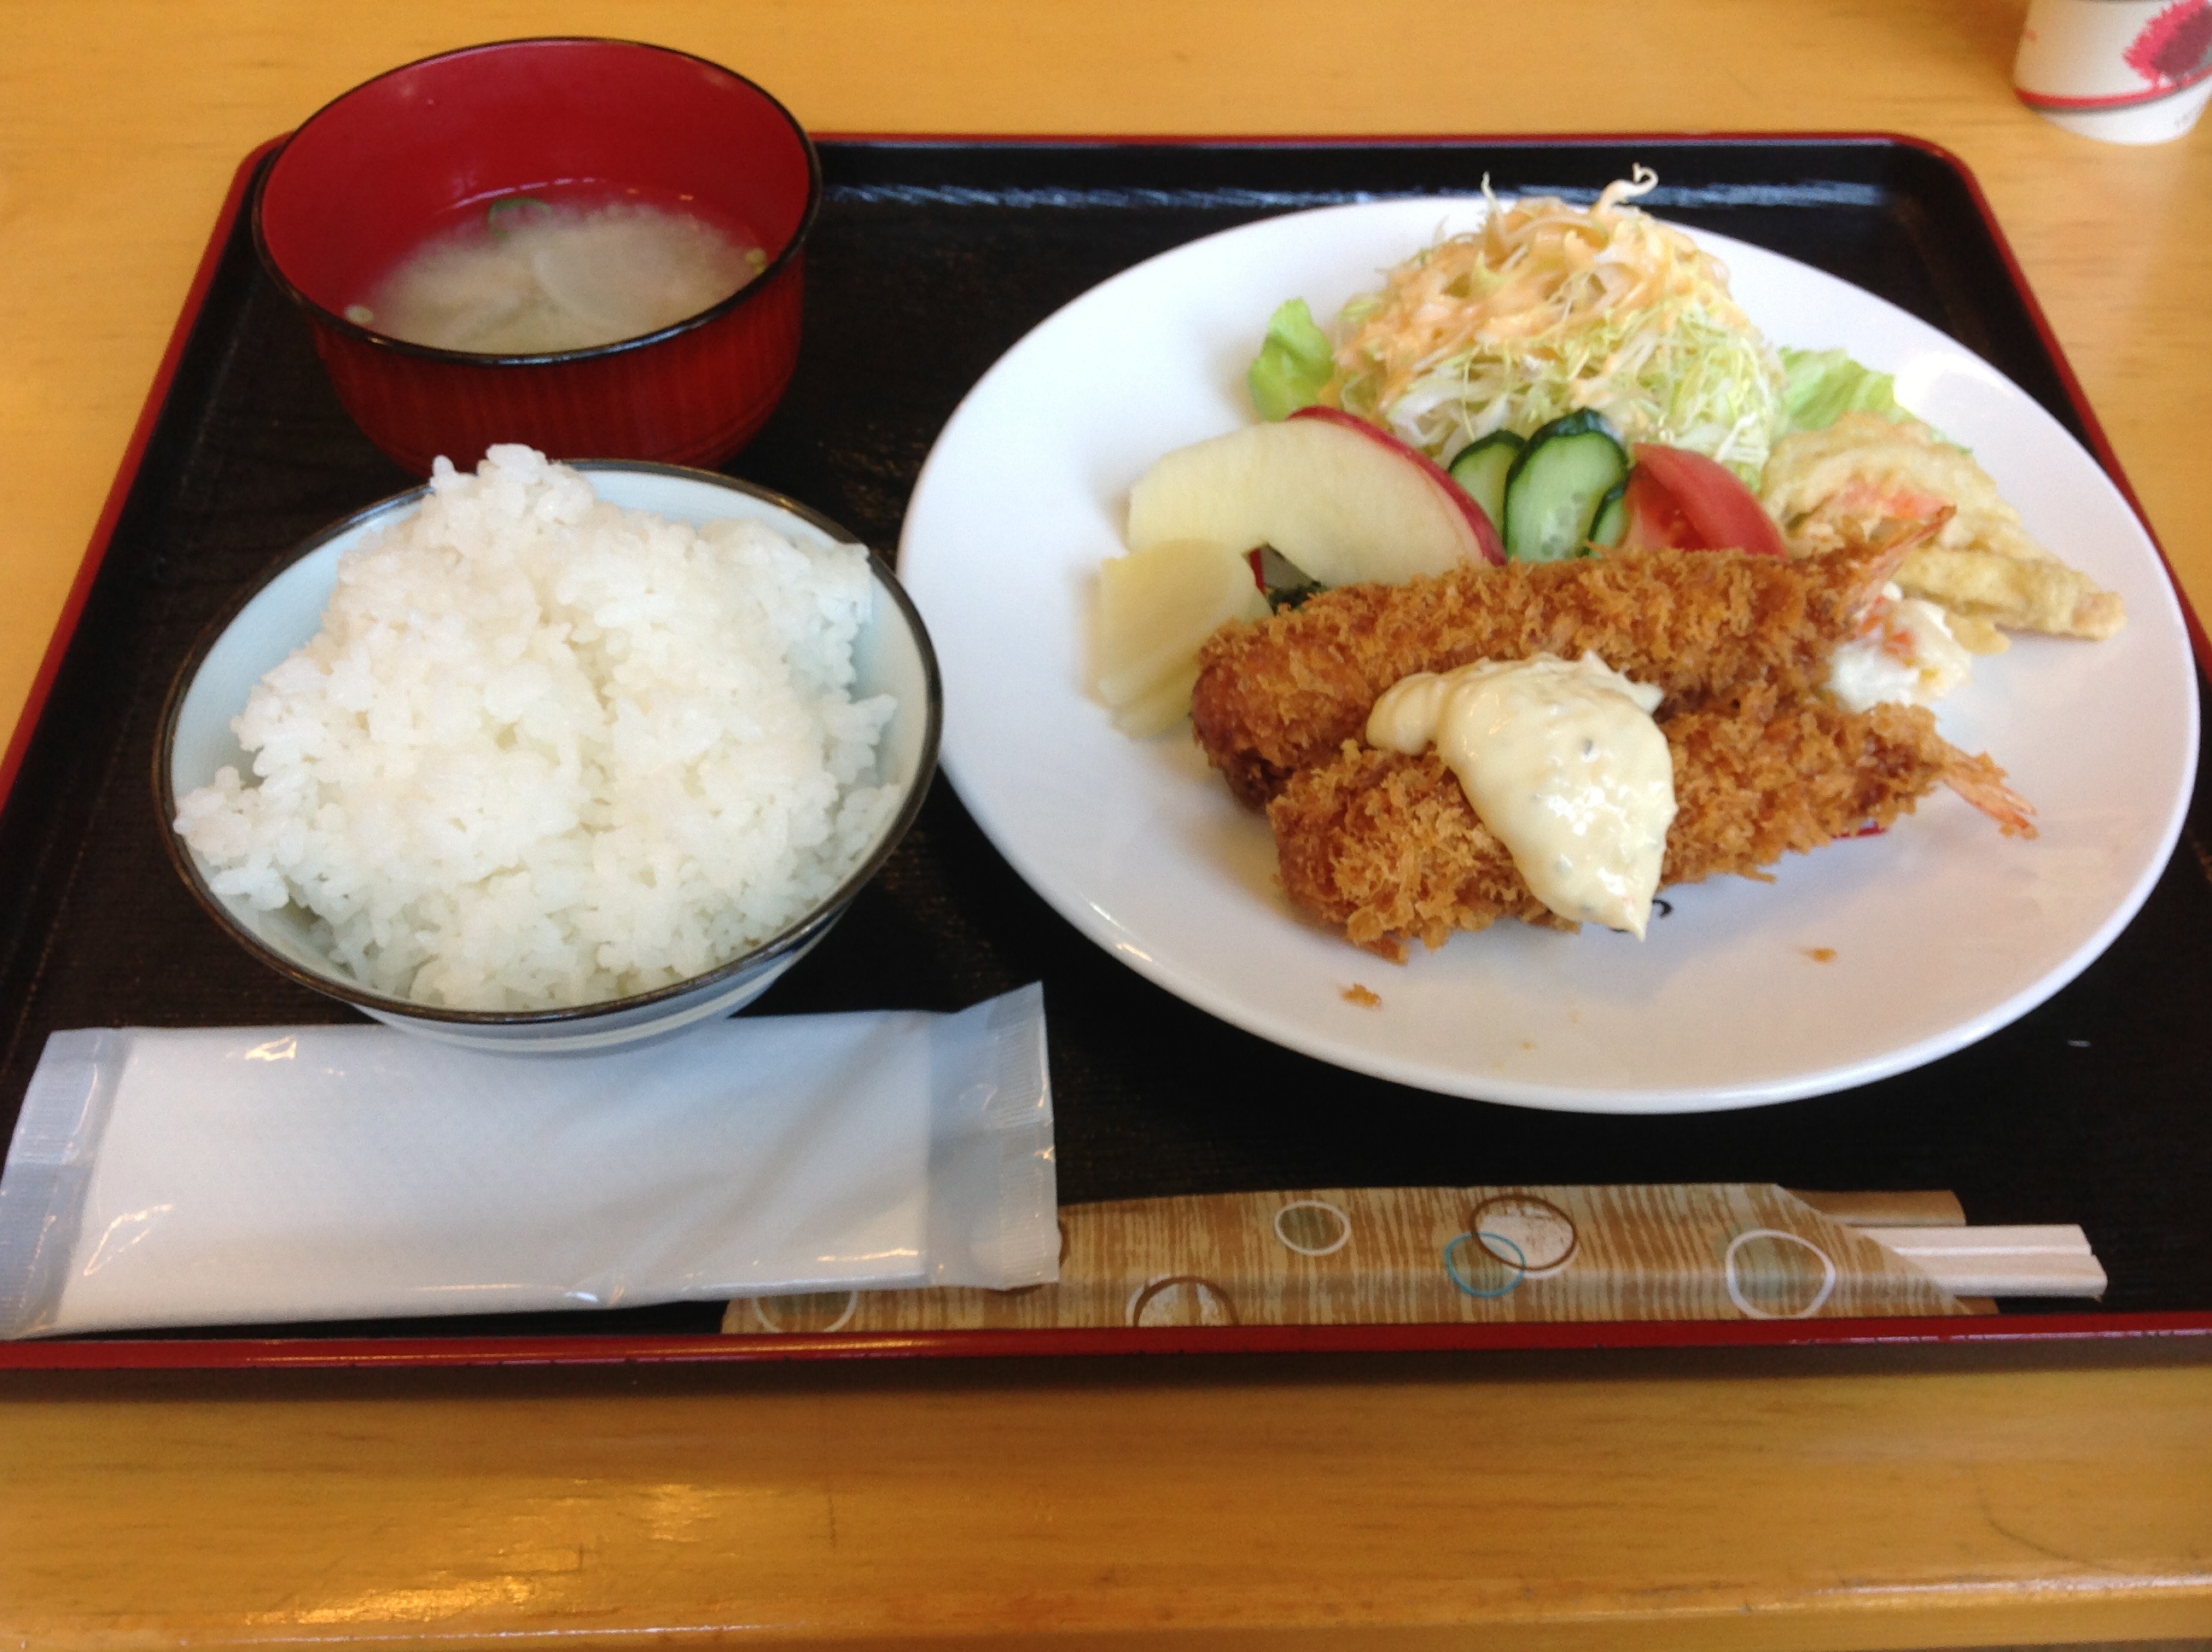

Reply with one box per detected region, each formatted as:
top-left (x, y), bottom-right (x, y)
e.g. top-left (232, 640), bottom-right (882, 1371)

top-left (348, 195), bottom-right (767, 355)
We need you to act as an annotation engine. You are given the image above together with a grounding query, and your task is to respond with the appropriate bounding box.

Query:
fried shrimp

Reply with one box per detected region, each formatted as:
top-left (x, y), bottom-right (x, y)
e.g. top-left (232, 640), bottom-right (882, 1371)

top-left (1191, 525), bottom-right (1932, 807)
top-left (1269, 689), bottom-right (2033, 962)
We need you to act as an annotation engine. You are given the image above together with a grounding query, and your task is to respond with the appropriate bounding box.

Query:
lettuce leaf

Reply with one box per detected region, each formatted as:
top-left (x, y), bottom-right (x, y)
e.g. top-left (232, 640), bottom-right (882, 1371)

top-left (1780, 346), bottom-right (1909, 433)
top-left (1248, 299), bottom-right (1333, 420)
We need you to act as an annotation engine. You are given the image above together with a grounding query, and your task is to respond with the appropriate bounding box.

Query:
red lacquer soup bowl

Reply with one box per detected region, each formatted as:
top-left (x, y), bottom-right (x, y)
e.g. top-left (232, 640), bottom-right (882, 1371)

top-left (253, 38), bottom-right (820, 475)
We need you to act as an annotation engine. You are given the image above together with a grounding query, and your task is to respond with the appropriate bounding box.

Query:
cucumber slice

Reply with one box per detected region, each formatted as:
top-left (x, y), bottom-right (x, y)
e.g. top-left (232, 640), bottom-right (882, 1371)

top-left (1446, 430), bottom-right (1524, 535)
top-left (1501, 412), bottom-right (1629, 562)
top-left (1588, 477), bottom-right (1628, 550)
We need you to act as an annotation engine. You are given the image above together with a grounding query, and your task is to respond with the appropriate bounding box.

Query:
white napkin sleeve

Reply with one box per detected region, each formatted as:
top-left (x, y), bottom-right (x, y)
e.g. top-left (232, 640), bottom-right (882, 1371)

top-left (0, 984), bottom-right (1053, 1338)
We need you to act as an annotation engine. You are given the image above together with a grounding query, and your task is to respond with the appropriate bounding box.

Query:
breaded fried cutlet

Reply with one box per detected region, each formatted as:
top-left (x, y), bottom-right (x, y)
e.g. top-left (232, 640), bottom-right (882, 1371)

top-left (1192, 528), bottom-right (1930, 807)
top-left (1269, 689), bottom-right (2033, 961)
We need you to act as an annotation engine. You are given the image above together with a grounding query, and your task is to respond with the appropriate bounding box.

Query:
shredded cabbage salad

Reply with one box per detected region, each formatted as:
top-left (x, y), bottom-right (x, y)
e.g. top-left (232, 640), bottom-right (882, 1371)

top-left (1316, 170), bottom-right (1788, 482)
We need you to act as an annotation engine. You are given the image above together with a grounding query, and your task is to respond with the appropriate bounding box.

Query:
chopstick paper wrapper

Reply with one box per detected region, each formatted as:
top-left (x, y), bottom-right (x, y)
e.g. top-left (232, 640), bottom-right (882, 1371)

top-left (0, 985), bottom-right (1054, 1339)
top-left (724, 1184), bottom-right (2105, 1335)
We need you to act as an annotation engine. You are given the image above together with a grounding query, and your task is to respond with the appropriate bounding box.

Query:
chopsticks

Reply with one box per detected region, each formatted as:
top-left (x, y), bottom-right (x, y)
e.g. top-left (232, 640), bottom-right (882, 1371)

top-left (1858, 1226), bottom-right (2107, 1299)
top-left (1788, 1189), bottom-right (2104, 1298)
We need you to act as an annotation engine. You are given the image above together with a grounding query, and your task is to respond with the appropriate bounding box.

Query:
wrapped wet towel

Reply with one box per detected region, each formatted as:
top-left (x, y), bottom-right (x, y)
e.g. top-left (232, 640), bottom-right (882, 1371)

top-left (0, 986), bottom-right (1054, 1338)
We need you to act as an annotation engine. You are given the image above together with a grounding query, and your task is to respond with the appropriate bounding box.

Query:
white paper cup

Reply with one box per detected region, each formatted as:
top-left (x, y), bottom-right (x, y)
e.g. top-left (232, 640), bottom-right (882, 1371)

top-left (2015, 0), bottom-right (2212, 143)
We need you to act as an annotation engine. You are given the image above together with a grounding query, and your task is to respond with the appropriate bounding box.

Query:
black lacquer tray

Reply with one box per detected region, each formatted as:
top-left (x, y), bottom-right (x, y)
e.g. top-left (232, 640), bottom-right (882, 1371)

top-left (3, 135), bottom-right (2208, 1369)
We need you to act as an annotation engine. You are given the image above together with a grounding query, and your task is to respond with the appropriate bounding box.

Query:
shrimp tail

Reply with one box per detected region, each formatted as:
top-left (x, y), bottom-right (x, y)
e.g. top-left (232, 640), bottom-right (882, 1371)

top-left (1833, 507), bottom-right (1952, 617)
top-left (1940, 745), bottom-right (2038, 838)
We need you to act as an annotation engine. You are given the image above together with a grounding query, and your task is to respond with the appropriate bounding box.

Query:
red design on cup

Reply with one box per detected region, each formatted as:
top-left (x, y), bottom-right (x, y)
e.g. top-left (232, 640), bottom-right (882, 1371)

top-left (2125, 0), bottom-right (2212, 84)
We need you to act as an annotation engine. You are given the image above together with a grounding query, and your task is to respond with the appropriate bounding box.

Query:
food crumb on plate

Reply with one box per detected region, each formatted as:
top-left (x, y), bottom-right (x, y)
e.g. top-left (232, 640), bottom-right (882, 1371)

top-left (1802, 945), bottom-right (1838, 963)
top-left (1342, 983), bottom-right (1381, 1007)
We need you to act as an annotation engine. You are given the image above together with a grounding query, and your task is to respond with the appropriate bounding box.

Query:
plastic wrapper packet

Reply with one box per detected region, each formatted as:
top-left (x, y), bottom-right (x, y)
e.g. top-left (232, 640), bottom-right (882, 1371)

top-left (0, 985), bottom-right (1053, 1338)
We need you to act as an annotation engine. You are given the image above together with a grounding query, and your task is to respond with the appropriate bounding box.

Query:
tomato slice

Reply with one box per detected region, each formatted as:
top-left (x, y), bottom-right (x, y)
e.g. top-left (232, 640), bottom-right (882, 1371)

top-left (1619, 466), bottom-right (1697, 551)
top-left (1624, 444), bottom-right (1788, 558)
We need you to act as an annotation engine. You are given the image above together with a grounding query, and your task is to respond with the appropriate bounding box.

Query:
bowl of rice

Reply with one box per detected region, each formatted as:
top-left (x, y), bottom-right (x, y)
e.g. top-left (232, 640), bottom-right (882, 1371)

top-left (158, 446), bottom-right (939, 1052)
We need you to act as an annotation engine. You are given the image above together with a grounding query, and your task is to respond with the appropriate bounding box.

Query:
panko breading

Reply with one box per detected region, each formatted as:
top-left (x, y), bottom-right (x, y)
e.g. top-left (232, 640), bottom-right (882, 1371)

top-left (1761, 412), bottom-right (2125, 643)
top-left (1191, 532), bottom-right (1922, 807)
top-left (1270, 688), bottom-right (2033, 961)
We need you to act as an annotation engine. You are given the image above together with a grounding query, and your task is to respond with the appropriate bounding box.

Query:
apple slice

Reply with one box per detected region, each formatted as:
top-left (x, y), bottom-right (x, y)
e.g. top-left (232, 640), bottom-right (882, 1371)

top-left (1126, 409), bottom-right (1504, 589)
top-left (1287, 406), bottom-right (1505, 567)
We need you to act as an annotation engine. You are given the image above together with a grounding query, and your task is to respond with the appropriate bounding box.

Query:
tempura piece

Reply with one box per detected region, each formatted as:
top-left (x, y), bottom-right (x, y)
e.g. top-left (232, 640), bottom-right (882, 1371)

top-left (1269, 688), bottom-right (2032, 962)
top-left (1192, 530), bottom-right (1924, 807)
top-left (1885, 545), bottom-right (2125, 643)
top-left (1761, 412), bottom-right (2125, 643)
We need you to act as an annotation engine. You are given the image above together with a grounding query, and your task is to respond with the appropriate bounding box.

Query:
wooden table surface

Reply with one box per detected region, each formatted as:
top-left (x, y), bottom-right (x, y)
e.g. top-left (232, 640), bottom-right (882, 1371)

top-left (3, 3), bottom-right (2210, 1646)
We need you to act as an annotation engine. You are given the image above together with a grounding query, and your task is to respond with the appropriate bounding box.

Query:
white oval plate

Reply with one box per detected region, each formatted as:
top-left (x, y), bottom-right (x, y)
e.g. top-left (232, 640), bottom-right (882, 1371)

top-left (898, 197), bottom-right (2199, 1113)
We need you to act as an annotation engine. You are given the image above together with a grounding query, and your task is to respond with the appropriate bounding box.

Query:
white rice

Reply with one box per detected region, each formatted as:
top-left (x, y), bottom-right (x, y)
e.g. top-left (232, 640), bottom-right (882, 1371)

top-left (175, 445), bottom-right (901, 1011)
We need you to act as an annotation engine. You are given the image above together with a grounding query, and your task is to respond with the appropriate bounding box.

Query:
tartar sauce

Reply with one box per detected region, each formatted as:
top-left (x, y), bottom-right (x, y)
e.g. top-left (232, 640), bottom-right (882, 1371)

top-left (1825, 585), bottom-right (1973, 713)
top-left (1365, 653), bottom-right (1676, 938)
